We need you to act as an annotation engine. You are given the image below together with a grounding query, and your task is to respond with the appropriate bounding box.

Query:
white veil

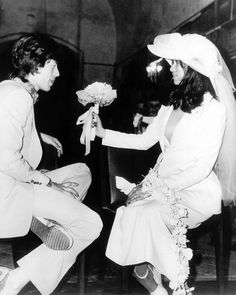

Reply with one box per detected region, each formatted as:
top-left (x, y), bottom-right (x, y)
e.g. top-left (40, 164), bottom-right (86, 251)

top-left (148, 33), bottom-right (236, 205)
top-left (212, 73), bottom-right (236, 205)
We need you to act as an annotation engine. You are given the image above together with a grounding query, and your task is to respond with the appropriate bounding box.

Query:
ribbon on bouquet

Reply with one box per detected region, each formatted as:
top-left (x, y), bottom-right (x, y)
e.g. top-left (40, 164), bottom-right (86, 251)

top-left (76, 104), bottom-right (99, 155)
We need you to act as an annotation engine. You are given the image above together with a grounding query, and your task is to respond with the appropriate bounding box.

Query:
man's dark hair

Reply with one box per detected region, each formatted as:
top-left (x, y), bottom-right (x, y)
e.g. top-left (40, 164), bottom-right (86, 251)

top-left (168, 61), bottom-right (216, 113)
top-left (10, 33), bottom-right (57, 81)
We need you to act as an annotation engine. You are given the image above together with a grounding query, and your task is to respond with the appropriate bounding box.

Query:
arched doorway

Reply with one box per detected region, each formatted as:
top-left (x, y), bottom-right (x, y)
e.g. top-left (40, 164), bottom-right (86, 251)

top-left (0, 34), bottom-right (85, 166)
top-left (34, 37), bottom-right (85, 166)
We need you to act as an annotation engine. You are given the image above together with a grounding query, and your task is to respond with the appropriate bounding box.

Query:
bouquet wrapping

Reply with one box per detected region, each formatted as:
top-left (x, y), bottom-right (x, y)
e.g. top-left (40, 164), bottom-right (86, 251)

top-left (115, 176), bottom-right (136, 195)
top-left (76, 82), bottom-right (117, 155)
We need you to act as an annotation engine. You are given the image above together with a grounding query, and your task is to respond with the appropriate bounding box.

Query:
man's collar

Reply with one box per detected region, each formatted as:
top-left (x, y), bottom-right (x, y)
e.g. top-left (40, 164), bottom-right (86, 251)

top-left (24, 81), bottom-right (39, 103)
top-left (13, 78), bottom-right (39, 103)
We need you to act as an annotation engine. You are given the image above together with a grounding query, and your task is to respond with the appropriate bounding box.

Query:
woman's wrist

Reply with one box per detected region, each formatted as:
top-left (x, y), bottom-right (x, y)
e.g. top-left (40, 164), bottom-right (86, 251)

top-left (101, 128), bottom-right (106, 138)
top-left (97, 128), bottom-right (106, 138)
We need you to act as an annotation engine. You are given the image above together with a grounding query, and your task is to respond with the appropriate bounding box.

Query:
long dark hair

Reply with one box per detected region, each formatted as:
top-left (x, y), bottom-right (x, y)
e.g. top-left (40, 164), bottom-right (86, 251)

top-left (168, 61), bottom-right (216, 113)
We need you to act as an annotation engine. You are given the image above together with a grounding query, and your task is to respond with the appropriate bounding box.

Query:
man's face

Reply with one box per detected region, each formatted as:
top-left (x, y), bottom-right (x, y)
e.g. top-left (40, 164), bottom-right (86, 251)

top-left (34, 59), bottom-right (60, 92)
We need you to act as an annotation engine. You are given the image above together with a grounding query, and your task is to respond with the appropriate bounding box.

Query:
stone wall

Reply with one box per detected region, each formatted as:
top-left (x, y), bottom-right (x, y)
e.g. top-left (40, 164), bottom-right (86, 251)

top-left (0, 0), bottom-right (80, 47)
top-left (110, 0), bottom-right (214, 63)
top-left (151, 0), bottom-right (214, 35)
top-left (0, 0), bottom-right (214, 85)
top-left (80, 0), bottom-right (116, 86)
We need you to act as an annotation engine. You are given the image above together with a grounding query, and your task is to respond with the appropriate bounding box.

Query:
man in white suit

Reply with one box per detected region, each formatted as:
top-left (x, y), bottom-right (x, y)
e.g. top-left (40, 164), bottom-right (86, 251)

top-left (0, 33), bottom-right (103, 295)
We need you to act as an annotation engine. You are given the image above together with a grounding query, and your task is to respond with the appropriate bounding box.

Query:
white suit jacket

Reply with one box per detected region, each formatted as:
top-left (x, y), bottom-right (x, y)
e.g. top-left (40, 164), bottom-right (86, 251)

top-left (0, 80), bottom-right (50, 237)
top-left (102, 93), bottom-right (226, 214)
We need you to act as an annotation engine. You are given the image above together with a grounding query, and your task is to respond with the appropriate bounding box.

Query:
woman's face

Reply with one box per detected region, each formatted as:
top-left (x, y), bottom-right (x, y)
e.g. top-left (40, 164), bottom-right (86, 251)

top-left (167, 59), bottom-right (187, 85)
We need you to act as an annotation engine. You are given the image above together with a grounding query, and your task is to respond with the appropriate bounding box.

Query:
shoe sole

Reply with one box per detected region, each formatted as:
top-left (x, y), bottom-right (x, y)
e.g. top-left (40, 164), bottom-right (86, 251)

top-left (31, 217), bottom-right (73, 251)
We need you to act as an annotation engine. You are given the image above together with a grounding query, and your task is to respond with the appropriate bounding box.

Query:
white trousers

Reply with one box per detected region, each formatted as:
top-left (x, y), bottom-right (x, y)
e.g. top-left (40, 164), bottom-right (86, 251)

top-left (17, 163), bottom-right (103, 295)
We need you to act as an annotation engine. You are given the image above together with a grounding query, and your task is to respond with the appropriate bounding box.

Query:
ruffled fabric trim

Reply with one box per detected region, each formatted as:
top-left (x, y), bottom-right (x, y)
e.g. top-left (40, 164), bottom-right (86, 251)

top-left (141, 166), bottom-right (193, 294)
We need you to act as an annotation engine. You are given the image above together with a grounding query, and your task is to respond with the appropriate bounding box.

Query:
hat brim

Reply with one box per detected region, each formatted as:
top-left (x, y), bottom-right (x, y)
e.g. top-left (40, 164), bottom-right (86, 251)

top-left (147, 33), bottom-right (186, 61)
top-left (147, 44), bottom-right (184, 61)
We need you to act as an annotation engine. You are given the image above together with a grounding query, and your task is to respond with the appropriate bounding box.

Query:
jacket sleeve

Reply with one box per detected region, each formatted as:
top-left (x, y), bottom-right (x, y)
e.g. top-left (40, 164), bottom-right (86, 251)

top-left (102, 112), bottom-right (162, 150)
top-left (163, 102), bottom-right (226, 191)
top-left (0, 88), bottom-right (50, 185)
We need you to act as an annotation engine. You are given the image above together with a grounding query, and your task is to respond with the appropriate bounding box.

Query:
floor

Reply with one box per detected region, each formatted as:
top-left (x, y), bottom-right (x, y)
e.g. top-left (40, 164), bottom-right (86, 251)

top-left (1, 206), bottom-right (236, 295)
top-left (19, 281), bottom-right (236, 295)
top-left (1, 228), bottom-right (236, 295)
top-left (17, 272), bottom-right (236, 295)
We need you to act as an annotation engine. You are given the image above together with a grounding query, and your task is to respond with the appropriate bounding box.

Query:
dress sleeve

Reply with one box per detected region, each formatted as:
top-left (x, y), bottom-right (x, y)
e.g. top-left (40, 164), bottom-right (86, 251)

top-left (0, 88), bottom-right (50, 185)
top-left (102, 112), bottom-right (162, 150)
top-left (163, 102), bottom-right (226, 191)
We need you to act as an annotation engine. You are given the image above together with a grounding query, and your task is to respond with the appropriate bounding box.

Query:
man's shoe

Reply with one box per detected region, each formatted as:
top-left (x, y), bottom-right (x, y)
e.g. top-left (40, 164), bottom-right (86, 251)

top-left (31, 216), bottom-right (73, 250)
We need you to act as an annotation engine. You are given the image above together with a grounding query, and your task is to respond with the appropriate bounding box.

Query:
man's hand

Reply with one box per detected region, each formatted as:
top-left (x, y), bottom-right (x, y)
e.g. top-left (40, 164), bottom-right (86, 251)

top-left (126, 183), bottom-right (151, 206)
top-left (50, 181), bottom-right (80, 200)
top-left (40, 133), bottom-right (63, 157)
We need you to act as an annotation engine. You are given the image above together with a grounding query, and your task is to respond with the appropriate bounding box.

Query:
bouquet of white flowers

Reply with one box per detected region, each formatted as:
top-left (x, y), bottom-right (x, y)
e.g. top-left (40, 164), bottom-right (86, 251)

top-left (76, 82), bottom-right (117, 155)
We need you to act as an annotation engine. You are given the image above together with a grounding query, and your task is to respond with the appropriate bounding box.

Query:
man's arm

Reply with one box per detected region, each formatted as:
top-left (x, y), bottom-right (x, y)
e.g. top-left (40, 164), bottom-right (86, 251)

top-left (0, 88), bottom-right (50, 185)
top-left (40, 133), bottom-right (63, 157)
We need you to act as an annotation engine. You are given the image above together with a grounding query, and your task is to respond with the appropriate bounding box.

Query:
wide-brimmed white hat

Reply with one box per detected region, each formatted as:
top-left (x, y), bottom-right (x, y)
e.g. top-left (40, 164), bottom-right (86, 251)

top-left (148, 33), bottom-right (186, 61)
top-left (147, 33), bottom-right (223, 80)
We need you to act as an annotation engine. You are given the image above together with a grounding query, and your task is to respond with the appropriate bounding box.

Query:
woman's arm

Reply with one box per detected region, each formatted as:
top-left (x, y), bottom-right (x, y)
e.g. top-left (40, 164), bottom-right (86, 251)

top-left (95, 110), bottom-right (162, 150)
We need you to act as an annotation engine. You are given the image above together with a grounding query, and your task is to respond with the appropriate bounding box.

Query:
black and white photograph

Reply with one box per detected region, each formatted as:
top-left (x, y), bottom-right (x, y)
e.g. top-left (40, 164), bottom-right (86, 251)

top-left (1, 1), bottom-right (236, 295)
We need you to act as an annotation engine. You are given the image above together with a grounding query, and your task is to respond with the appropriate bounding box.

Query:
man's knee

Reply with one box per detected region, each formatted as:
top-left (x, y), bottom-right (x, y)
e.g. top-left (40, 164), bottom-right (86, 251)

top-left (78, 163), bottom-right (91, 175)
top-left (87, 210), bottom-right (103, 240)
top-left (83, 164), bottom-right (92, 186)
top-left (75, 163), bottom-right (92, 185)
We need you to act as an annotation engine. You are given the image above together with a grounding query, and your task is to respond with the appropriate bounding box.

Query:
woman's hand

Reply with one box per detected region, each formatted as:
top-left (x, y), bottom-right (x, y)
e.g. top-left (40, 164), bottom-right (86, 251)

top-left (40, 133), bottom-right (63, 157)
top-left (93, 113), bottom-right (106, 138)
top-left (133, 113), bottom-right (143, 128)
top-left (50, 181), bottom-right (80, 200)
top-left (126, 183), bottom-right (151, 206)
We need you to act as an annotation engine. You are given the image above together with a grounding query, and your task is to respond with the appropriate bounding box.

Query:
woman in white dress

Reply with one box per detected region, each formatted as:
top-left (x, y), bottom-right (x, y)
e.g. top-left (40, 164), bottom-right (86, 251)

top-left (95, 33), bottom-right (236, 295)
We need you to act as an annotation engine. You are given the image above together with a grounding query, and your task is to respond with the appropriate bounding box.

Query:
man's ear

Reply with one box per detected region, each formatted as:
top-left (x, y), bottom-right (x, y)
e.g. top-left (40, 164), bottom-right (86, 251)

top-left (34, 67), bottom-right (42, 74)
top-left (44, 59), bottom-right (51, 65)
